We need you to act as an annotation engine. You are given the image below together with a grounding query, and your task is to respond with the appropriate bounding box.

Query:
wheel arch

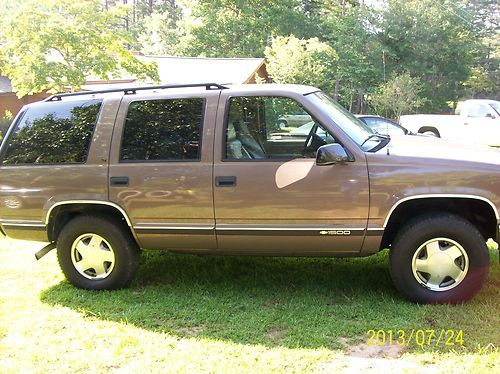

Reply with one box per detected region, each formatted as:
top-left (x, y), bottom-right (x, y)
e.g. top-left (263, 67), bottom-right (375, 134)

top-left (45, 201), bottom-right (135, 243)
top-left (418, 126), bottom-right (441, 137)
top-left (381, 195), bottom-right (498, 249)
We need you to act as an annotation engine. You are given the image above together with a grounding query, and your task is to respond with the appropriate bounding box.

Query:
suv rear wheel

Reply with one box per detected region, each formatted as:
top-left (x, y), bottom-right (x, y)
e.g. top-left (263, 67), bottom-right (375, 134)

top-left (389, 214), bottom-right (489, 304)
top-left (57, 215), bottom-right (139, 290)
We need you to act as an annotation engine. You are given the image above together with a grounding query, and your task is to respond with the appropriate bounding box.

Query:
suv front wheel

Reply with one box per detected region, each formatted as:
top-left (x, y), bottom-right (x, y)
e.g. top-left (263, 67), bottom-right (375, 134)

top-left (57, 215), bottom-right (139, 290)
top-left (390, 214), bottom-right (489, 304)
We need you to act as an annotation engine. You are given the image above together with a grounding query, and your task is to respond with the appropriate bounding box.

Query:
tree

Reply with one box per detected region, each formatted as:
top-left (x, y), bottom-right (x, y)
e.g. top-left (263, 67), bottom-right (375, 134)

top-left (370, 73), bottom-right (427, 119)
top-left (180, 0), bottom-right (315, 57)
top-left (105, 0), bottom-right (183, 51)
top-left (319, 3), bottom-right (383, 111)
top-left (378, 0), bottom-right (477, 111)
top-left (265, 36), bottom-right (338, 94)
top-left (0, 0), bottom-right (159, 97)
top-left (465, 0), bottom-right (500, 99)
top-left (0, 111), bottom-right (13, 140)
top-left (462, 66), bottom-right (499, 99)
top-left (138, 8), bottom-right (185, 56)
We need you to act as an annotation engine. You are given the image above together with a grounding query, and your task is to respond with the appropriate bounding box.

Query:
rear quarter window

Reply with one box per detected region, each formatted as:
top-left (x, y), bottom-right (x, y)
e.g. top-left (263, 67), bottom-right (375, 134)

top-left (1, 99), bottom-right (102, 165)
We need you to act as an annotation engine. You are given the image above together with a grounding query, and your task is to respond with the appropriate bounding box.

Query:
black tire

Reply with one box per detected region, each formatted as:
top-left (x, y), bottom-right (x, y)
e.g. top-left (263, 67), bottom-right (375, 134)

top-left (390, 214), bottom-right (489, 304)
top-left (57, 215), bottom-right (139, 290)
top-left (277, 119), bottom-right (287, 129)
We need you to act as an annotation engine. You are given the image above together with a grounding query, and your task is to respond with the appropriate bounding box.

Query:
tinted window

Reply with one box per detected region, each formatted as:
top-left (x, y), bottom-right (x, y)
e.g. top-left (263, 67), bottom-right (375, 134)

top-left (2, 99), bottom-right (102, 165)
top-left (225, 96), bottom-right (336, 160)
top-left (120, 99), bottom-right (204, 161)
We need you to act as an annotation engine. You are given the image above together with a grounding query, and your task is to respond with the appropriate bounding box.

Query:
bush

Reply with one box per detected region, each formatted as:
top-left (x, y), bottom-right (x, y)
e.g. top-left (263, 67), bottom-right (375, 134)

top-left (370, 73), bottom-right (427, 119)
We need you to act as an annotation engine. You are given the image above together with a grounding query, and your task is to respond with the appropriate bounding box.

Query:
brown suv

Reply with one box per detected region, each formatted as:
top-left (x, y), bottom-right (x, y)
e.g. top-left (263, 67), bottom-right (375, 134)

top-left (0, 83), bottom-right (499, 304)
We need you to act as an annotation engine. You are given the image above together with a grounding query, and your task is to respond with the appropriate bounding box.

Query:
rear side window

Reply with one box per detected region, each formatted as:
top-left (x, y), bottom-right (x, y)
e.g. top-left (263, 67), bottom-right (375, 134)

top-left (120, 98), bottom-right (204, 162)
top-left (2, 99), bottom-right (102, 165)
top-left (466, 104), bottom-right (490, 118)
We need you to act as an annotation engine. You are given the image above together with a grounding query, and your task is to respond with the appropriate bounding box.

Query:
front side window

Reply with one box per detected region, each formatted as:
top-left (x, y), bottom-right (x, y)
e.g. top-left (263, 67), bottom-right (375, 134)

top-left (2, 99), bottom-right (102, 165)
top-left (120, 98), bottom-right (204, 162)
top-left (225, 96), bottom-right (336, 160)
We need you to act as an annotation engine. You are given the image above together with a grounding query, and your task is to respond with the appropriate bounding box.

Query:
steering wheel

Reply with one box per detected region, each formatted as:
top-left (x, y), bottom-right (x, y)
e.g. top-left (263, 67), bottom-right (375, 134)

top-left (302, 122), bottom-right (319, 156)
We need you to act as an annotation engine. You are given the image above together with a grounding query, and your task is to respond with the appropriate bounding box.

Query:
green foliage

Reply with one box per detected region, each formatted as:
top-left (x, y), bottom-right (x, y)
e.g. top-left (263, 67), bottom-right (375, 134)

top-left (124, 1), bottom-right (184, 52)
top-left (462, 66), bottom-right (499, 99)
top-left (465, 0), bottom-right (500, 100)
top-left (181, 0), bottom-right (314, 57)
top-left (265, 36), bottom-right (338, 93)
top-left (319, 4), bottom-right (382, 110)
top-left (378, 0), bottom-right (477, 111)
top-left (0, 111), bottom-right (14, 140)
top-left (371, 73), bottom-right (427, 119)
top-left (138, 11), bottom-right (184, 56)
top-left (0, 0), bottom-right (159, 97)
top-left (467, 0), bottom-right (499, 38)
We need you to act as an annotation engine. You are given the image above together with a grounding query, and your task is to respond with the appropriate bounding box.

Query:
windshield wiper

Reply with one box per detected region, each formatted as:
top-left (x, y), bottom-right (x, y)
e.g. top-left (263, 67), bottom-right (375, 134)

top-left (360, 133), bottom-right (391, 152)
top-left (361, 134), bottom-right (389, 147)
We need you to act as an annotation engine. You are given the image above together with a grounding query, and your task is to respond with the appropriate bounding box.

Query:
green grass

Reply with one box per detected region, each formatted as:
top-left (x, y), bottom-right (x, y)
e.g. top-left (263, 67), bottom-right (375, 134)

top-left (0, 238), bottom-right (498, 372)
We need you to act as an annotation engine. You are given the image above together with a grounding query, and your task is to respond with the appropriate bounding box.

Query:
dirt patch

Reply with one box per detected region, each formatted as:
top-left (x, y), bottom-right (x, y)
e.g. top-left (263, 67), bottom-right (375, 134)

top-left (266, 327), bottom-right (285, 344)
top-left (347, 341), bottom-right (404, 359)
top-left (337, 337), bottom-right (404, 358)
top-left (323, 338), bottom-right (427, 372)
top-left (175, 326), bottom-right (204, 337)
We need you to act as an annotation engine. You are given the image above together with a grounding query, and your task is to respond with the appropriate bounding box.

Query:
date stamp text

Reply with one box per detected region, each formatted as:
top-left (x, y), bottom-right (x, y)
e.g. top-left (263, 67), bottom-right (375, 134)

top-left (366, 329), bottom-right (464, 349)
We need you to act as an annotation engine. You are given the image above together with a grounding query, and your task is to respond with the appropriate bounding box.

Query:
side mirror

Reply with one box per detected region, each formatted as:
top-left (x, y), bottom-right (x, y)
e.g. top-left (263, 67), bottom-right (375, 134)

top-left (316, 144), bottom-right (353, 166)
top-left (486, 113), bottom-right (495, 119)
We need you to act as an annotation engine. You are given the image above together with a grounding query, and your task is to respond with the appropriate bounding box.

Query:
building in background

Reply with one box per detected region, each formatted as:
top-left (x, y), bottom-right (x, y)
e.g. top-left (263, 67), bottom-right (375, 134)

top-left (0, 56), bottom-right (268, 116)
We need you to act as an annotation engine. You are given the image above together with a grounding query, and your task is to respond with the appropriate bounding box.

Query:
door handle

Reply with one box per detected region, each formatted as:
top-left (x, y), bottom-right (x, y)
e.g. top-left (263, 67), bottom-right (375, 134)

top-left (110, 176), bottom-right (129, 187)
top-left (215, 176), bottom-right (236, 187)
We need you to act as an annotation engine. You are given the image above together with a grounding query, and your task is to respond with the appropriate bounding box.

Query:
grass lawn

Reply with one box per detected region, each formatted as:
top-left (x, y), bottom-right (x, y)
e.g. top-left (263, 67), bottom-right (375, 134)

top-left (0, 238), bottom-right (498, 372)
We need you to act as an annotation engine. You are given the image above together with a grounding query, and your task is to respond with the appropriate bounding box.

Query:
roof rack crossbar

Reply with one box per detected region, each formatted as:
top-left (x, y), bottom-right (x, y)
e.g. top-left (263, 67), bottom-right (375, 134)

top-left (43, 83), bottom-right (228, 102)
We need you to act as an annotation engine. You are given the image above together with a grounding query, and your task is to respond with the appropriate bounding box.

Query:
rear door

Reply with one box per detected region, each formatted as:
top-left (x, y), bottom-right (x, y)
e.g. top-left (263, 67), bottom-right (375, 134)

top-left (213, 91), bottom-right (370, 255)
top-left (108, 90), bottom-right (218, 250)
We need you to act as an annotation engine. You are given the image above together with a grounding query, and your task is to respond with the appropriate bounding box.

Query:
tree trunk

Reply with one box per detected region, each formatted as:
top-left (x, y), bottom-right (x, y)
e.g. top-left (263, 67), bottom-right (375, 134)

top-left (334, 78), bottom-right (340, 102)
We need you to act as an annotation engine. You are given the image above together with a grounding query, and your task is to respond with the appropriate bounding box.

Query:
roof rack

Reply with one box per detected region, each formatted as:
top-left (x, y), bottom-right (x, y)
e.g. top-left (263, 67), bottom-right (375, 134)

top-left (43, 83), bottom-right (228, 102)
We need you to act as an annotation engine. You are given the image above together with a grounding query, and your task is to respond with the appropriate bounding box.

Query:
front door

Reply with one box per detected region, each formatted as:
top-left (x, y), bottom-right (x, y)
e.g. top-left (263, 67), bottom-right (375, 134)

top-left (213, 93), bottom-right (370, 255)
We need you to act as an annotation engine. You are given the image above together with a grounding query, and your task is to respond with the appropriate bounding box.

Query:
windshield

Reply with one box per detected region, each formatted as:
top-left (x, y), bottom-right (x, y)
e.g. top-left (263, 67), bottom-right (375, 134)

top-left (308, 92), bottom-right (387, 151)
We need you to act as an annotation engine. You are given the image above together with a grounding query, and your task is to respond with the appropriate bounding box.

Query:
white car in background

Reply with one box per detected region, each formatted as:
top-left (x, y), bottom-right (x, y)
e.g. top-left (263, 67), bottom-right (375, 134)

top-left (400, 99), bottom-right (500, 147)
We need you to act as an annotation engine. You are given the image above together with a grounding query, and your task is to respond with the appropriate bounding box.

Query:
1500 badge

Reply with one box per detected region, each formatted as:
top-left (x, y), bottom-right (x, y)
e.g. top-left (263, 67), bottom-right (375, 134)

top-left (319, 230), bottom-right (351, 236)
